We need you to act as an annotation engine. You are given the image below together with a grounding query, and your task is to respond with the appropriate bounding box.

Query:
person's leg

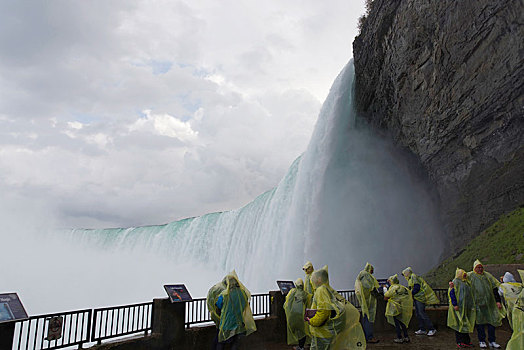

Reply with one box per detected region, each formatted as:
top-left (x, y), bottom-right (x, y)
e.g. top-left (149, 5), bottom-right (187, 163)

top-left (455, 330), bottom-right (461, 344)
top-left (476, 323), bottom-right (486, 342)
top-left (212, 328), bottom-right (220, 350)
top-left (414, 300), bottom-right (426, 331)
top-left (464, 332), bottom-right (471, 344)
top-left (401, 322), bottom-right (408, 338)
top-left (298, 336), bottom-right (306, 348)
top-left (393, 317), bottom-right (402, 339)
top-left (487, 324), bottom-right (496, 343)
top-left (229, 335), bottom-right (239, 350)
top-left (361, 314), bottom-right (372, 340)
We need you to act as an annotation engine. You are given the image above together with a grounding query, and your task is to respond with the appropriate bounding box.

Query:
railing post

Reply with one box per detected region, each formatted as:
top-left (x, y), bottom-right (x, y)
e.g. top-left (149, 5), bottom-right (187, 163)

top-left (0, 321), bottom-right (15, 350)
top-left (152, 298), bottom-right (186, 347)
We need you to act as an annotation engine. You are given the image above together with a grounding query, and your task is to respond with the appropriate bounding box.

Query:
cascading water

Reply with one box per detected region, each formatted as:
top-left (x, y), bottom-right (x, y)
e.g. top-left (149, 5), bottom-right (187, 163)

top-left (67, 60), bottom-right (443, 298)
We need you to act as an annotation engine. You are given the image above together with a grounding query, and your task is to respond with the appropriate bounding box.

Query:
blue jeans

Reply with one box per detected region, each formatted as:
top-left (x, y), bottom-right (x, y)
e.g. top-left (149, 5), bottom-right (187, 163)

top-left (361, 314), bottom-right (374, 340)
top-left (476, 323), bottom-right (496, 343)
top-left (414, 300), bottom-right (434, 331)
top-left (394, 316), bottom-right (408, 339)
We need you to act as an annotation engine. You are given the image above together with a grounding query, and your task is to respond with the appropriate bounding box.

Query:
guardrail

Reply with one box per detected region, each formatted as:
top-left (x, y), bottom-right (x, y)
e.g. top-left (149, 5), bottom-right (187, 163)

top-left (337, 290), bottom-right (360, 308)
top-left (91, 302), bottom-right (153, 344)
top-left (13, 309), bottom-right (91, 350)
top-left (433, 288), bottom-right (448, 306)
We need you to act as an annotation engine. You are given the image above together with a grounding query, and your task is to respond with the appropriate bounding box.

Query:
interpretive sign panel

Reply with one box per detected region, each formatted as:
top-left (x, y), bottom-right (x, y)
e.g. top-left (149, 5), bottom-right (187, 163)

top-left (276, 280), bottom-right (295, 295)
top-left (0, 293), bottom-right (28, 323)
top-left (164, 284), bottom-right (192, 303)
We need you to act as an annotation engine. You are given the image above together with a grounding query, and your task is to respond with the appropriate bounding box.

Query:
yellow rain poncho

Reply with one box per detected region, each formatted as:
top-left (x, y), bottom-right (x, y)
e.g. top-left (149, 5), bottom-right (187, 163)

top-left (309, 266), bottom-right (366, 350)
top-left (216, 271), bottom-right (257, 342)
top-left (355, 263), bottom-right (380, 323)
top-left (506, 270), bottom-right (524, 350)
top-left (499, 272), bottom-right (523, 329)
top-left (447, 268), bottom-right (476, 333)
top-left (283, 278), bottom-right (311, 345)
top-left (402, 267), bottom-right (439, 305)
top-left (384, 274), bottom-right (413, 328)
top-left (207, 277), bottom-right (227, 326)
top-left (304, 261), bottom-right (315, 295)
top-left (467, 259), bottom-right (504, 326)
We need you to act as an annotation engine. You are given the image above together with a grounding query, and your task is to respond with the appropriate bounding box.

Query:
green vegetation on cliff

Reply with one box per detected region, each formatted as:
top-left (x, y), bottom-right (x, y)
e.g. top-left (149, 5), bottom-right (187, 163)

top-left (424, 207), bottom-right (524, 287)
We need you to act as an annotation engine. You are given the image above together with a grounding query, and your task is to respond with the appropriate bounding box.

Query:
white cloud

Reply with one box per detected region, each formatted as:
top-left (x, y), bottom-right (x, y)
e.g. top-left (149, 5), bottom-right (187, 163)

top-left (0, 0), bottom-right (367, 228)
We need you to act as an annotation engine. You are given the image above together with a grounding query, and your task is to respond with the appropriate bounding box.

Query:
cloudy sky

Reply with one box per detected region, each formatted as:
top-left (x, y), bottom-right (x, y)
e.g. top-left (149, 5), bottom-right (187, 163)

top-left (0, 0), bottom-right (366, 229)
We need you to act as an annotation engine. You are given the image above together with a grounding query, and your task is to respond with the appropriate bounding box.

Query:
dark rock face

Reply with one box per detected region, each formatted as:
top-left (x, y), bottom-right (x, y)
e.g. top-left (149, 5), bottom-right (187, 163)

top-left (353, 0), bottom-right (524, 253)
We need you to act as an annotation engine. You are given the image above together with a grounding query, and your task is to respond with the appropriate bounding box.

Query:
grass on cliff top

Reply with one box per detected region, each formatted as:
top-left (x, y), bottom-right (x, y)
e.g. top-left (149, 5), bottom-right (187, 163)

top-left (424, 206), bottom-right (524, 288)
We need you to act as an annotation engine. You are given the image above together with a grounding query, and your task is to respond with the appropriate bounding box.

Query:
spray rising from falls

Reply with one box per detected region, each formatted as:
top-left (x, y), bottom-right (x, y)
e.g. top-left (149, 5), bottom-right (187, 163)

top-left (69, 60), bottom-right (443, 295)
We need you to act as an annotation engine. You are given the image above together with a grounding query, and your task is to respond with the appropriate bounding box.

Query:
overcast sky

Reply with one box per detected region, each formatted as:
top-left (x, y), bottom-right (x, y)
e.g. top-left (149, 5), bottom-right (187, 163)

top-left (0, 0), bottom-right (366, 229)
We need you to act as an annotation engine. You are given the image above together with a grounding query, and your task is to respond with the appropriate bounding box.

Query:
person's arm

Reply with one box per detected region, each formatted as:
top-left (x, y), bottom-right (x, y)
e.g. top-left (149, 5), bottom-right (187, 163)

top-left (411, 283), bottom-right (421, 296)
top-left (449, 288), bottom-right (458, 310)
top-left (308, 309), bottom-right (330, 326)
top-left (493, 288), bottom-right (502, 308)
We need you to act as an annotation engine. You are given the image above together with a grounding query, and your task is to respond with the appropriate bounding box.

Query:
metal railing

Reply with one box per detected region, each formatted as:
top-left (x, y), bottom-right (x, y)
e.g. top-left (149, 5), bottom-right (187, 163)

top-left (433, 288), bottom-right (449, 306)
top-left (337, 290), bottom-right (360, 308)
top-left (184, 293), bottom-right (271, 328)
top-left (185, 298), bottom-right (210, 328)
top-left (13, 309), bottom-right (91, 350)
top-left (91, 302), bottom-right (153, 344)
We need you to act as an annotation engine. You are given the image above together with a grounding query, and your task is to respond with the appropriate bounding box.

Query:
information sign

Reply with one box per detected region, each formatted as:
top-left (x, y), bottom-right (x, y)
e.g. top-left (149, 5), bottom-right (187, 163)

top-left (164, 284), bottom-right (192, 303)
top-left (276, 280), bottom-right (295, 296)
top-left (0, 293), bottom-right (28, 323)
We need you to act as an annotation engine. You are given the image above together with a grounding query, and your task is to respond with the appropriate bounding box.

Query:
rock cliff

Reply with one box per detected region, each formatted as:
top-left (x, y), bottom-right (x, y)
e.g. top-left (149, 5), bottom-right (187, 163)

top-left (353, 0), bottom-right (524, 253)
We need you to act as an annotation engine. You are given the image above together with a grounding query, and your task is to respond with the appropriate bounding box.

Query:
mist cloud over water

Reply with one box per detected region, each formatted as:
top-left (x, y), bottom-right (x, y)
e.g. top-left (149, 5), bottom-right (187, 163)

top-left (2, 61), bottom-right (444, 316)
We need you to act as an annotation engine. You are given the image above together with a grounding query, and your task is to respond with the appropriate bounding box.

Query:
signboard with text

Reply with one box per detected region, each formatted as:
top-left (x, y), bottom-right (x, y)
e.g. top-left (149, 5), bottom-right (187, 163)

top-left (0, 293), bottom-right (28, 323)
top-left (164, 284), bottom-right (192, 303)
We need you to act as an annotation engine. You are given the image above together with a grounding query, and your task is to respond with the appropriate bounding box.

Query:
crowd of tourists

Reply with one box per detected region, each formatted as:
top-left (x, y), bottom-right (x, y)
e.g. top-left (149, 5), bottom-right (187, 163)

top-left (205, 260), bottom-right (524, 350)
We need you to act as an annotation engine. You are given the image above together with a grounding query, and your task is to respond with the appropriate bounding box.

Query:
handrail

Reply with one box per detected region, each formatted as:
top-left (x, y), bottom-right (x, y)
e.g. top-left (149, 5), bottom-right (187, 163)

top-left (91, 301), bottom-right (153, 344)
top-left (13, 309), bottom-right (91, 350)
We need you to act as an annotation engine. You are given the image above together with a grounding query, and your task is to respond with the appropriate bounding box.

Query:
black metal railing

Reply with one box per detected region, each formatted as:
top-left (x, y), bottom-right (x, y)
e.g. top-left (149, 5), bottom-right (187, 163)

top-left (185, 298), bottom-right (210, 328)
top-left (337, 290), bottom-right (360, 308)
top-left (433, 288), bottom-right (448, 306)
top-left (250, 294), bottom-right (271, 317)
top-left (91, 302), bottom-right (153, 344)
top-left (13, 309), bottom-right (91, 350)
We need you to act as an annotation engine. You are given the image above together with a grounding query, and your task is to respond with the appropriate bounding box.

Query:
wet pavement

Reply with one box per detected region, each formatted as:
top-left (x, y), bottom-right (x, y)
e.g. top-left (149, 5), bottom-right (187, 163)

top-left (250, 328), bottom-right (513, 350)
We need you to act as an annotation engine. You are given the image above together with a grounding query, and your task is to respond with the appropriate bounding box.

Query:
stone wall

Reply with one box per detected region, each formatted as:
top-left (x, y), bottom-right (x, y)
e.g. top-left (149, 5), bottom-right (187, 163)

top-left (353, 0), bottom-right (524, 254)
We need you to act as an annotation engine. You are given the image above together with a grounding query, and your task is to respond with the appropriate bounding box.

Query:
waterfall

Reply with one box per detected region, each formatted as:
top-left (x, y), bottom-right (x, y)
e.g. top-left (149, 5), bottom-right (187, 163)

top-left (67, 60), bottom-right (443, 297)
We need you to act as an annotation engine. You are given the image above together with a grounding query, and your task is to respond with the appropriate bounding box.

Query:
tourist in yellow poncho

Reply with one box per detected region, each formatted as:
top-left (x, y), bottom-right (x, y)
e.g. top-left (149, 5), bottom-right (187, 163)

top-left (448, 268), bottom-right (476, 348)
top-left (307, 265), bottom-right (366, 349)
top-left (506, 269), bottom-right (524, 350)
top-left (283, 278), bottom-right (311, 350)
top-left (468, 260), bottom-right (504, 348)
top-left (303, 261), bottom-right (315, 295)
top-left (207, 276), bottom-right (228, 350)
top-left (498, 271), bottom-right (523, 330)
top-left (355, 262), bottom-right (380, 343)
top-left (402, 266), bottom-right (438, 336)
top-left (215, 271), bottom-right (257, 347)
top-left (384, 274), bottom-right (413, 344)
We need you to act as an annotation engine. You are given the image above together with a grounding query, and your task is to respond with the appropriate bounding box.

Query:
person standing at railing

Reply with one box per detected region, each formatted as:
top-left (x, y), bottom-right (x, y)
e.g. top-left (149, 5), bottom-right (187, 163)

top-left (303, 261), bottom-right (315, 296)
top-left (355, 262), bottom-right (380, 344)
top-left (468, 260), bottom-right (504, 349)
top-left (215, 271), bottom-right (256, 350)
top-left (448, 268), bottom-right (476, 349)
top-left (401, 266), bottom-right (439, 336)
top-left (506, 269), bottom-right (524, 350)
top-left (384, 274), bottom-right (413, 344)
top-left (306, 265), bottom-right (366, 350)
top-left (207, 276), bottom-right (228, 350)
top-left (497, 272), bottom-right (522, 330)
top-left (283, 278), bottom-right (311, 350)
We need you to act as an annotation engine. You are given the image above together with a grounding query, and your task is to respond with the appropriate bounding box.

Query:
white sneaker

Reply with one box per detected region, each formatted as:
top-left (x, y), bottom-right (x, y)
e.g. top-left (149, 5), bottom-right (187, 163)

top-left (414, 329), bottom-right (426, 335)
top-left (479, 342), bottom-right (488, 348)
top-left (427, 329), bottom-right (437, 336)
top-left (489, 342), bottom-right (501, 348)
